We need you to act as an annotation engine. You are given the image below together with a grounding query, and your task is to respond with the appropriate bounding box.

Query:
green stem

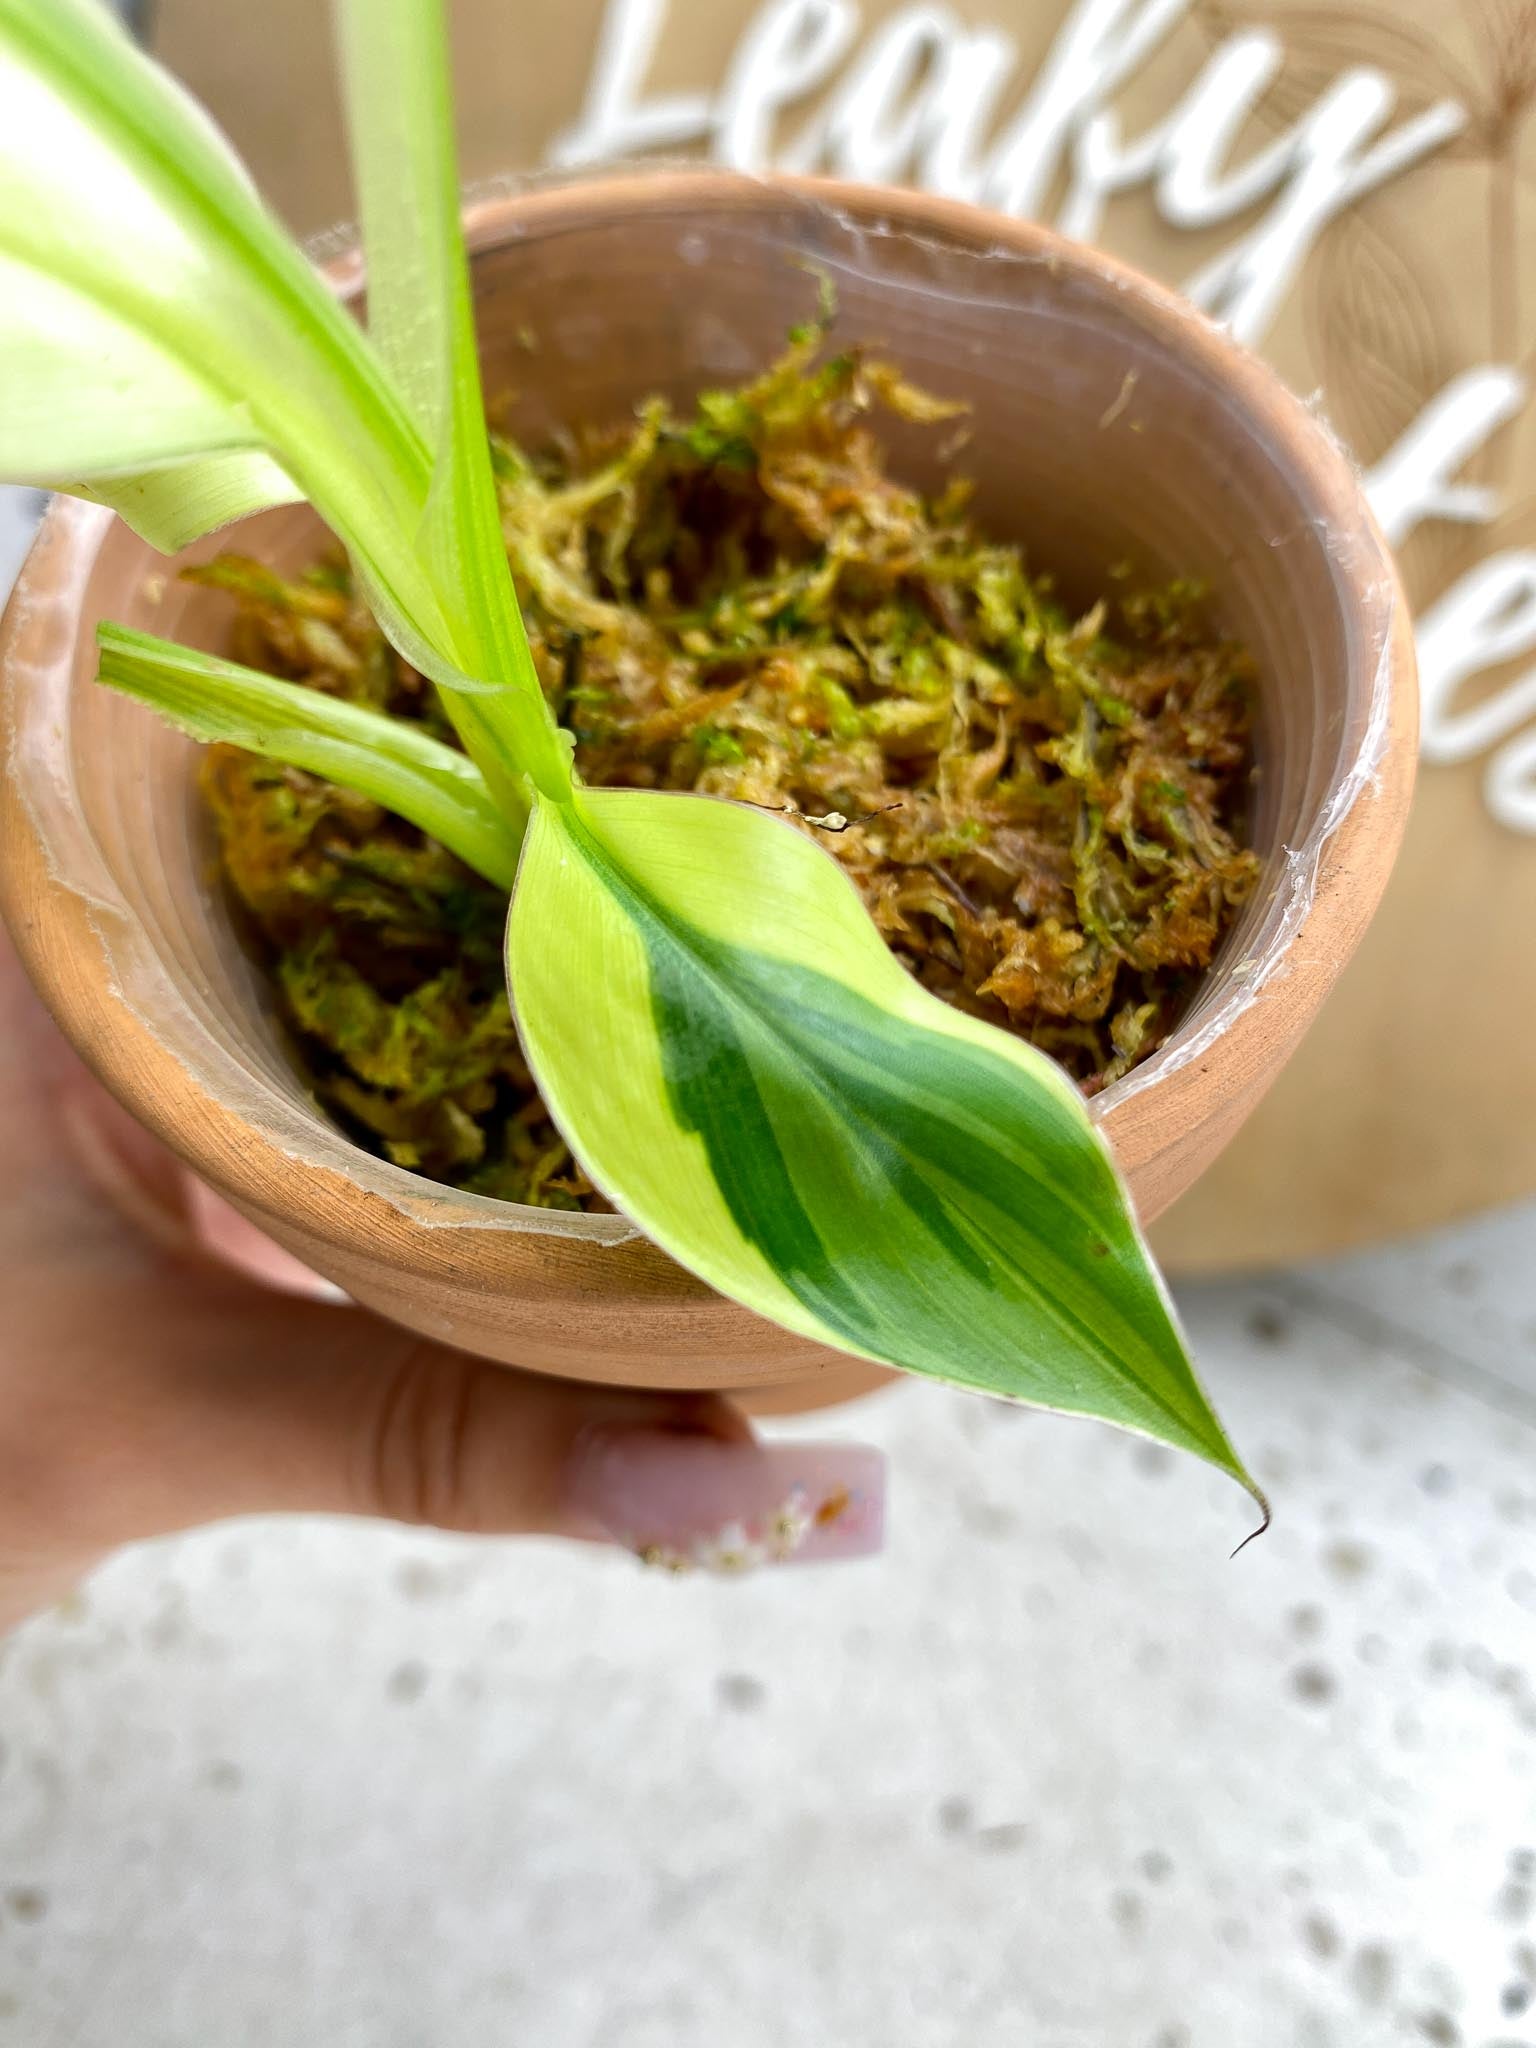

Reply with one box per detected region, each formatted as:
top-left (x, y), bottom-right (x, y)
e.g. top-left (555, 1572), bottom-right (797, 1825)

top-left (335, 0), bottom-right (574, 810)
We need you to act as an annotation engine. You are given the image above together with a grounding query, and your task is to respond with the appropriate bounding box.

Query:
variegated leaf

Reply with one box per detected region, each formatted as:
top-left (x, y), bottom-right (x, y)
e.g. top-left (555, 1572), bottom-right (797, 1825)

top-left (509, 787), bottom-right (1258, 1497)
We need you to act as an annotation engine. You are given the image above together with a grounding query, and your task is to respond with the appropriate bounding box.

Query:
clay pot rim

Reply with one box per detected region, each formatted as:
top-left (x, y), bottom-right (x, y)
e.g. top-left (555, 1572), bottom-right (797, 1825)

top-left (0, 167), bottom-right (1416, 1285)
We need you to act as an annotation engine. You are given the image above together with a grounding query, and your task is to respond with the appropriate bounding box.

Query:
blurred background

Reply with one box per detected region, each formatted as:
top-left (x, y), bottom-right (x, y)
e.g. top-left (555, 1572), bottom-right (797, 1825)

top-left (3, 2), bottom-right (1536, 2043)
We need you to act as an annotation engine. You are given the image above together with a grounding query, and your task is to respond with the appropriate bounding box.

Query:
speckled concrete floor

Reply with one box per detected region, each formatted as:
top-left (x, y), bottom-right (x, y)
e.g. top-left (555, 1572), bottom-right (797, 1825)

top-left (2, 489), bottom-right (1534, 2047)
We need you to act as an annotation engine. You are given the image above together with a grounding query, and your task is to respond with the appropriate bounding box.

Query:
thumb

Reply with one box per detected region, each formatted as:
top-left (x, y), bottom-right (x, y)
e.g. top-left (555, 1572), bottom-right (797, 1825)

top-left (6, 1258), bottom-right (886, 1593)
top-left (0, 934), bottom-right (885, 1601)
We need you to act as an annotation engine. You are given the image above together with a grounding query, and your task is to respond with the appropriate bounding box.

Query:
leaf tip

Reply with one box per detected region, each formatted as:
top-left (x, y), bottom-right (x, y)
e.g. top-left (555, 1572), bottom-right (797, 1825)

top-left (1229, 1481), bottom-right (1272, 1559)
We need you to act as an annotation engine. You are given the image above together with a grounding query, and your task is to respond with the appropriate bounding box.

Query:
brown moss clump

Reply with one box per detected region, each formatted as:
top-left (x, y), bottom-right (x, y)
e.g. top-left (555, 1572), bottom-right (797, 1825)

top-left (197, 298), bottom-right (1260, 1209)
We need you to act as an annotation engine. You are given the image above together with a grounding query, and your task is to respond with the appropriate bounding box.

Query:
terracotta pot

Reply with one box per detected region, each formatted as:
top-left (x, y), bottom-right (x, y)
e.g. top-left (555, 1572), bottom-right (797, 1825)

top-left (0, 171), bottom-right (1415, 1407)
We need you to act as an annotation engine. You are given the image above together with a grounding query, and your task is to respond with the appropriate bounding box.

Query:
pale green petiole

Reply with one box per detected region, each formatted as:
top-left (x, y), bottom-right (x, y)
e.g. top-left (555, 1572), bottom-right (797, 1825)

top-left (331, 0), bottom-right (570, 810)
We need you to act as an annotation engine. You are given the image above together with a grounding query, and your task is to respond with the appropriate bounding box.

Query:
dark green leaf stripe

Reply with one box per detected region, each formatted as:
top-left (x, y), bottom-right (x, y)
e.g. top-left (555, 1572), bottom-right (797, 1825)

top-left (653, 925), bottom-right (1229, 1459)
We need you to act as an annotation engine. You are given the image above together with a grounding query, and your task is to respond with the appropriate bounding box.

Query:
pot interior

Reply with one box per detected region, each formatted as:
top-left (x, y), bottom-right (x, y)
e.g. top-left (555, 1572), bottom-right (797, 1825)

top-left (22, 178), bottom-right (1390, 1233)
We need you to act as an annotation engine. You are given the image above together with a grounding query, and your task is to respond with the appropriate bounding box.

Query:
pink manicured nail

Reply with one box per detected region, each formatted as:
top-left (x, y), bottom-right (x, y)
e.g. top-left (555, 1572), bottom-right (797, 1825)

top-left (565, 1431), bottom-right (886, 1572)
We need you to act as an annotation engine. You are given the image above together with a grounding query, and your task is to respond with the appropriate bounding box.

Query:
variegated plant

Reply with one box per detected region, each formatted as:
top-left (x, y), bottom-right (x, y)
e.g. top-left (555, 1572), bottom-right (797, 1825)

top-left (0, 0), bottom-right (1262, 1517)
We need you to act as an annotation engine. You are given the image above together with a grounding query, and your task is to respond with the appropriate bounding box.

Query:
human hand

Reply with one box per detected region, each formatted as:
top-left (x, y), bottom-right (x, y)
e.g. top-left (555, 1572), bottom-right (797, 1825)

top-left (0, 929), bottom-right (884, 1631)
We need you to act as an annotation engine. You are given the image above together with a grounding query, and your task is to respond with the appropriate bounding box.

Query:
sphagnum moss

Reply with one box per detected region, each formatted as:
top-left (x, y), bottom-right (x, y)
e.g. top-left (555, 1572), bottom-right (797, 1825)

top-left (199, 302), bottom-right (1259, 1210)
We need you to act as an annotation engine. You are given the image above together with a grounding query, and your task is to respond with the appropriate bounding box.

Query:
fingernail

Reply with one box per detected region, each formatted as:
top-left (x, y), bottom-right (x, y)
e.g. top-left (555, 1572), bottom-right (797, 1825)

top-left (564, 1430), bottom-right (885, 1572)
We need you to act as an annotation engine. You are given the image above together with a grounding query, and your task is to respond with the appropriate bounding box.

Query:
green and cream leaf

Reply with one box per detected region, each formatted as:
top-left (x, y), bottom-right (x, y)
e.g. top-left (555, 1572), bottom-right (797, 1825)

top-left (0, 0), bottom-right (556, 798)
top-left (509, 788), bottom-right (1258, 1496)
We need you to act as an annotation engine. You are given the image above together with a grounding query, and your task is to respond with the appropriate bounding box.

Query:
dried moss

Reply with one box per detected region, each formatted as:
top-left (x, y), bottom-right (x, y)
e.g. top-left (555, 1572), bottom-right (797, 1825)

top-left (198, 298), bottom-right (1259, 1209)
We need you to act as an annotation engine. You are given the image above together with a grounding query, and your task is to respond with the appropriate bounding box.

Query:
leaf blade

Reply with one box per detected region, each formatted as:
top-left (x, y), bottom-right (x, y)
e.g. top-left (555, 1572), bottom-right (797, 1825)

top-left (0, 0), bottom-right (532, 771)
top-left (96, 625), bottom-right (520, 891)
top-left (0, 248), bottom-right (268, 483)
top-left (65, 455), bottom-right (302, 553)
top-left (0, 0), bottom-right (564, 801)
top-left (0, 0), bottom-right (442, 616)
top-left (508, 788), bottom-right (1254, 1492)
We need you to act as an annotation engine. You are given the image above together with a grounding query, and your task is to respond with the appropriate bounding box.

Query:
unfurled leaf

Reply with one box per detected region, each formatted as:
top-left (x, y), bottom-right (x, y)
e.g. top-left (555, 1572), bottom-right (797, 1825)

top-left (0, 0), bottom-right (428, 585)
top-left (510, 788), bottom-right (1257, 1493)
top-left (67, 454), bottom-right (302, 555)
top-left (96, 625), bottom-right (520, 890)
top-left (0, 0), bottom-right (564, 801)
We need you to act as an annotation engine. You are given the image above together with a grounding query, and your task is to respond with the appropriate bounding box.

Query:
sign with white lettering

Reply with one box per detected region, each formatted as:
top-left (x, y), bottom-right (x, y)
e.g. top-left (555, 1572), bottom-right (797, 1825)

top-left (156, 0), bottom-right (1536, 1267)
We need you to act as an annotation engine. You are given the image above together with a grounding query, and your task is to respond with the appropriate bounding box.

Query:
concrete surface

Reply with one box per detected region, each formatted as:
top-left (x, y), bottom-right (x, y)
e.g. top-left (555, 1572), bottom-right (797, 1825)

top-left (3, 488), bottom-right (1535, 2046)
